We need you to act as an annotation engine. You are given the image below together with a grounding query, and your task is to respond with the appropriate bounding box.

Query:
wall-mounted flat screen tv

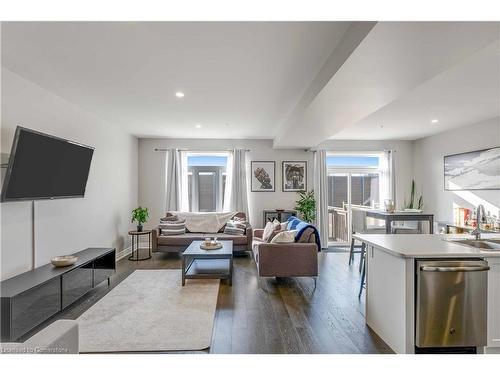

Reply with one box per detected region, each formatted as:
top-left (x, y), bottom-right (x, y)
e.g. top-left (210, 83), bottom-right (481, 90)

top-left (1, 126), bottom-right (94, 201)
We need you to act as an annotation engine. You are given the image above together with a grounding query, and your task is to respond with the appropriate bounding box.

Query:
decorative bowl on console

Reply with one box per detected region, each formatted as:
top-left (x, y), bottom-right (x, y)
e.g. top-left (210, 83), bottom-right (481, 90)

top-left (51, 255), bottom-right (78, 267)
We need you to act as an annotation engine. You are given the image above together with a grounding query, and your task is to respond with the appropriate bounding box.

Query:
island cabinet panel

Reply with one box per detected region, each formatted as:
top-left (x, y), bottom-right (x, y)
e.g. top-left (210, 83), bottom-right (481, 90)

top-left (366, 245), bottom-right (408, 354)
top-left (487, 258), bottom-right (500, 348)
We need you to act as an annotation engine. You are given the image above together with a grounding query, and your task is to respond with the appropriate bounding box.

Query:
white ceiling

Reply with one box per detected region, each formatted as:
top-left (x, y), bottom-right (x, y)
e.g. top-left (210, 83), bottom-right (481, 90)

top-left (1, 21), bottom-right (350, 139)
top-left (2, 21), bottom-right (500, 146)
top-left (333, 39), bottom-right (500, 140)
top-left (274, 22), bottom-right (500, 147)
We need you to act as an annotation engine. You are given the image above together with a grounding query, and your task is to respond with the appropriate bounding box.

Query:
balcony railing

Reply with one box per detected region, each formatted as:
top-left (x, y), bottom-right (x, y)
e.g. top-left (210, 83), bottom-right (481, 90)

top-left (328, 204), bottom-right (377, 243)
top-left (328, 206), bottom-right (349, 243)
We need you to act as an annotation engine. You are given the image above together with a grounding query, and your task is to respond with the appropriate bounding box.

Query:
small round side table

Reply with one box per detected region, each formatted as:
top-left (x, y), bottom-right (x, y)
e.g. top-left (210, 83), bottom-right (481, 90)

top-left (128, 230), bottom-right (152, 261)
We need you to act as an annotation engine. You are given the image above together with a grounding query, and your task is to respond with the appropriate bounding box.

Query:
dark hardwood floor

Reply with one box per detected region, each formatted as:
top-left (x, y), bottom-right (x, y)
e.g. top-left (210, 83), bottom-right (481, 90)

top-left (46, 250), bottom-right (392, 354)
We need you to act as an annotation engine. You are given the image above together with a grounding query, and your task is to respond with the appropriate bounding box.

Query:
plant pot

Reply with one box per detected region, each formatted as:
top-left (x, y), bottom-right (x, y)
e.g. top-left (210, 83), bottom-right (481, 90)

top-left (137, 224), bottom-right (143, 232)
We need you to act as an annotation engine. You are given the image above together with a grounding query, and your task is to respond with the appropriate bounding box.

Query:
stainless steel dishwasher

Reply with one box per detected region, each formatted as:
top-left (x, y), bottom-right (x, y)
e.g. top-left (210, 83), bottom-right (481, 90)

top-left (416, 259), bottom-right (489, 353)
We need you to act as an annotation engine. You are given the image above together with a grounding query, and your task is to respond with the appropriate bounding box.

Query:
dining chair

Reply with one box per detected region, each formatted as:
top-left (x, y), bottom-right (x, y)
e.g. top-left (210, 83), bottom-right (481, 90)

top-left (349, 207), bottom-right (385, 270)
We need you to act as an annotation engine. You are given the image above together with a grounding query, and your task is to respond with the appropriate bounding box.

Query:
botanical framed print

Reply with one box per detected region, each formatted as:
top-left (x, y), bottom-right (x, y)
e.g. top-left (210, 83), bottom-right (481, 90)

top-left (251, 161), bottom-right (275, 192)
top-left (282, 161), bottom-right (307, 192)
top-left (444, 146), bottom-right (500, 190)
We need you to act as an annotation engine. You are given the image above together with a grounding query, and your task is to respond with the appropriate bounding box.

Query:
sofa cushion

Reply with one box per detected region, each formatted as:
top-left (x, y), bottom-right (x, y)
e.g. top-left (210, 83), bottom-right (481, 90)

top-left (270, 230), bottom-right (296, 243)
top-left (296, 227), bottom-right (315, 243)
top-left (160, 214), bottom-right (179, 222)
top-left (159, 219), bottom-right (186, 236)
top-left (263, 219), bottom-right (281, 242)
top-left (157, 233), bottom-right (205, 246)
top-left (210, 233), bottom-right (248, 245)
top-left (223, 220), bottom-right (247, 235)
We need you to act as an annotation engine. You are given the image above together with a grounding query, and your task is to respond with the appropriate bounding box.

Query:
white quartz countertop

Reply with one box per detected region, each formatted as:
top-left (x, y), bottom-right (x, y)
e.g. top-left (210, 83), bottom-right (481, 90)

top-left (353, 233), bottom-right (500, 258)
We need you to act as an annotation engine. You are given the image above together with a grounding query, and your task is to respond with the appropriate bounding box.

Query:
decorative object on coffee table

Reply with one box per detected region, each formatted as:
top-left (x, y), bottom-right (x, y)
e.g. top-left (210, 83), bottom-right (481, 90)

top-left (200, 237), bottom-right (223, 250)
top-left (128, 230), bottom-right (152, 261)
top-left (282, 161), bottom-right (307, 192)
top-left (251, 161), bottom-right (275, 192)
top-left (131, 206), bottom-right (149, 232)
top-left (51, 255), bottom-right (78, 267)
top-left (182, 240), bottom-right (233, 286)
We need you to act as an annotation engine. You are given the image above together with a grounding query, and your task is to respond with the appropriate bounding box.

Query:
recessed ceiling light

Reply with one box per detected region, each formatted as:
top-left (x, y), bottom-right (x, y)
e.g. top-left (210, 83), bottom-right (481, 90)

top-left (175, 92), bottom-right (185, 98)
top-left (431, 119), bottom-right (439, 123)
top-left (195, 124), bottom-right (202, 129)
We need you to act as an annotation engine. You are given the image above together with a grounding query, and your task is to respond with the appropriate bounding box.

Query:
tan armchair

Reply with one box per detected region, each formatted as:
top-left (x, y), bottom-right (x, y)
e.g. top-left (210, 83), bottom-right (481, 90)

top-left (251, 228), bottom-right (318, 281)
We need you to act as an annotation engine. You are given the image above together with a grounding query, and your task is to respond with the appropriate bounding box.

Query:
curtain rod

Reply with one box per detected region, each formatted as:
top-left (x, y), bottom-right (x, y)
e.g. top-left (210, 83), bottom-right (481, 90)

top-left (154, 148), bottom-right (250, 152)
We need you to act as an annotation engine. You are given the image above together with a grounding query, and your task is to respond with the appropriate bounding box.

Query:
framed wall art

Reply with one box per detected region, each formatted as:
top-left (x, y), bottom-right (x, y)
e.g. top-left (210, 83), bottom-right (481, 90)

top-left (282, 161), bottom-right (307, 192)
top-left (251, 161), bottom-right (275, 192)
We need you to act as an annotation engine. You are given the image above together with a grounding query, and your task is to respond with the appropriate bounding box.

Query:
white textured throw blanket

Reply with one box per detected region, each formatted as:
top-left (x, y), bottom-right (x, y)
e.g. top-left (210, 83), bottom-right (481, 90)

top-left (171, 211), bottom-right (237, 233)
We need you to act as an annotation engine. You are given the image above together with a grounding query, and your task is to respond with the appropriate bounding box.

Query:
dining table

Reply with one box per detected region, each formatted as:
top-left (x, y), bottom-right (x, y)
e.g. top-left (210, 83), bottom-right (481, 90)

top-left (365, 209), bottom-right (434, 234)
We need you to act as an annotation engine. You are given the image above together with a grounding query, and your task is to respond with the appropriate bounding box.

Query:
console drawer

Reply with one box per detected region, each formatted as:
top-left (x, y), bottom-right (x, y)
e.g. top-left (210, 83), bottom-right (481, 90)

top-left (62, 262), bottom-right (93, 308)
top-left (10, 278), bottom-right (61, 341)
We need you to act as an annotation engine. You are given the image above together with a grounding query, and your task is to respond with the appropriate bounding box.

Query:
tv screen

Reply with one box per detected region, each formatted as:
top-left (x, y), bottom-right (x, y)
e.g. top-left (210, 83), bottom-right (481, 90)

top-left (1, 127), bottom-right (94, 201)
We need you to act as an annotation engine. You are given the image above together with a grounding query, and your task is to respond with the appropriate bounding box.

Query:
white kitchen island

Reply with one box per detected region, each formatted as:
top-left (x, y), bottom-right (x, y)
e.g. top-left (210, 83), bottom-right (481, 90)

top-left (354, 233), bottom-right (500, 354)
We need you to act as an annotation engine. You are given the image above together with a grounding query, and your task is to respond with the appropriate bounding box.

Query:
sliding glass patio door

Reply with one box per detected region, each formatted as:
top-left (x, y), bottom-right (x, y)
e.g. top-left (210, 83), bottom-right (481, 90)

top-left (327, 154), bottom-right (382, 246)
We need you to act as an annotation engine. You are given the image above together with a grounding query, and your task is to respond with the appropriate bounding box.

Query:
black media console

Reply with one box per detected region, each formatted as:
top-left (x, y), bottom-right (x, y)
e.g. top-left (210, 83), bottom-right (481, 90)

top-left (1, 247), bottom-right (115, 342)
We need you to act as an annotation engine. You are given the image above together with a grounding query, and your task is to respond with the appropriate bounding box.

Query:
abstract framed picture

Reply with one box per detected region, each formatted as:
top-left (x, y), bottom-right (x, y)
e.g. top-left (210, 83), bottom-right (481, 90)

top-left (282, 161), bottom-right (307, 192)
top-left (251, 161), bottom-right (275, 192)
top-left (444, 146), bottom-right (500, 191)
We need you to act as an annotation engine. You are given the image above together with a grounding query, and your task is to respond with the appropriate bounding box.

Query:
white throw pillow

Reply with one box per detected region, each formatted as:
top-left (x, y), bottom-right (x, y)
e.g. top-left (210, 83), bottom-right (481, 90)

top-left (262, 221), bottom-right (275, 241)
top-left (270, 230), bottom-right (296, 243)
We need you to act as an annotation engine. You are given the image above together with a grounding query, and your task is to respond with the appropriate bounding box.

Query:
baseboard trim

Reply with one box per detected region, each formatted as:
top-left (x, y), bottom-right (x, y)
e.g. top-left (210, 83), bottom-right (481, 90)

top-left (116, 242), bottom-right (150, 261)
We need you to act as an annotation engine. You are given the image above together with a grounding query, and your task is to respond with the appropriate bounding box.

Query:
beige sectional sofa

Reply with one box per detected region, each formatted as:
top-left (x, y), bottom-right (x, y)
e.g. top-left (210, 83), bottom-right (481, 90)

top-left (152, 211), bottom-right (252, 253)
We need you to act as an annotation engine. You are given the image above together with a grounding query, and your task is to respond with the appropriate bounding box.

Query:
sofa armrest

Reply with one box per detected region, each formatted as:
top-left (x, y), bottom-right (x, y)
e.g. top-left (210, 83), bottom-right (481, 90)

top-left (151, 228), bottom-right (158, 252)
top-left (253, 228), bottom-right (264, 239)
top-left (245, 224), bottom-right (253, 251)
top-left (255, 242), bottom-right (318, 277)
top-left (1, 320), bottom-right (79, 354)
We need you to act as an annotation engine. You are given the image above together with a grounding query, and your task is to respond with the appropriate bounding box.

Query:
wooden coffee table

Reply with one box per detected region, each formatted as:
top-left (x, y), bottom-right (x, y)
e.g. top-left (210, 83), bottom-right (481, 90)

top-left (182, 240), bottom-right (233, 286)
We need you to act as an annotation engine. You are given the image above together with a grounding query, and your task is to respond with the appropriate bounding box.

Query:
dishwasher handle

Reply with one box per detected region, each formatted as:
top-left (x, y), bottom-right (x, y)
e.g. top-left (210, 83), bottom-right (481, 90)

top-left (420, 265), bottom-right (490, 273)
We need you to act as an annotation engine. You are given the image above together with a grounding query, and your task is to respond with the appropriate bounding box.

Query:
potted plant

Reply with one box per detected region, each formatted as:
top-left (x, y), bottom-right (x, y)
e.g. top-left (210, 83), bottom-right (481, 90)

top-left (131, 206), bottom-right (149, 232)
top-left (294, 190), bottom-right (316, 224)
top-left (404, 180), bottom-right (424, 210)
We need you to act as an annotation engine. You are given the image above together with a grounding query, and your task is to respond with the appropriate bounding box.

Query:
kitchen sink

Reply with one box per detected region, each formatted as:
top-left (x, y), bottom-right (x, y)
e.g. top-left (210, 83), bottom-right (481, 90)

top-left (450, 238), bottom-right (500, 251)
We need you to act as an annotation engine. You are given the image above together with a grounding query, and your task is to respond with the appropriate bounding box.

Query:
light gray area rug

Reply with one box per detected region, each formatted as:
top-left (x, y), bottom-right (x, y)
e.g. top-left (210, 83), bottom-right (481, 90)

top-left (77, 269), bottom-right (220, 353)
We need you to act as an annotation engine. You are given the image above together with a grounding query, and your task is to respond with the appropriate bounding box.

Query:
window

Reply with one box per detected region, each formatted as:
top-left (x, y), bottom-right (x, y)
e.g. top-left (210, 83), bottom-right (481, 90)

top-left (187, 154), bottom-right (228, 212)
top-left (327, 153), bottom-right (383, 244)
top-left (327, 155), bottom-right (381, 209)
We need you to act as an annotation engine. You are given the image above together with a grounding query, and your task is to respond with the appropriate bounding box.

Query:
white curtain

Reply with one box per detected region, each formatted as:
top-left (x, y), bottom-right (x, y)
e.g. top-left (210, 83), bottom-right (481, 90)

top-left (165, 149), bottom-right (189, 212)
top-left (314, 150), bottom-right (329, 249)
top-left (379, 150), bottom-right (395, 207)
top-left (223, 149), bottom-right (249, 214)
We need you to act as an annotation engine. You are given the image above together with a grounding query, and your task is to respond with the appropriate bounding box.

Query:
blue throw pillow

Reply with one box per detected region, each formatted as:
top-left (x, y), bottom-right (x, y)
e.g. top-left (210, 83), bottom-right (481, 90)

top-left (287, 218), bottom-right (301, 230)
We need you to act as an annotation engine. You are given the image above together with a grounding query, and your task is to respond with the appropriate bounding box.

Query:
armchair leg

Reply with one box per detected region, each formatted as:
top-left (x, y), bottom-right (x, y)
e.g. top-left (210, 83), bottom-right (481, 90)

top-left (313, 276), bottom-right (317, 290)
top-left (257, 277), bottom-right (265, 291)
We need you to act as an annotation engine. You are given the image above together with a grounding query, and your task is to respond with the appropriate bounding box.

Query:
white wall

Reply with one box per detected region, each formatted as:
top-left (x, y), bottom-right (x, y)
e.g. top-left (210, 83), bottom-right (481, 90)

top-left (1, 68), bottom-right (138, 280)
top-left (139, 138), bottom-right (313, 228)
top-left (139, 137), bottom-right (415, 229)
top-left (413, 117), bottom-right (500, 223)
top-left (317, 139), bottom-right (415, 210)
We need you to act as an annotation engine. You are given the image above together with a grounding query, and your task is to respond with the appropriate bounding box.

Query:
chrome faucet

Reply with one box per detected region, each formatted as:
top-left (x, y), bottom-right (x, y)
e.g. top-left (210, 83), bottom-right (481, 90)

top-left (471, 204), bottom-right (486, 240)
